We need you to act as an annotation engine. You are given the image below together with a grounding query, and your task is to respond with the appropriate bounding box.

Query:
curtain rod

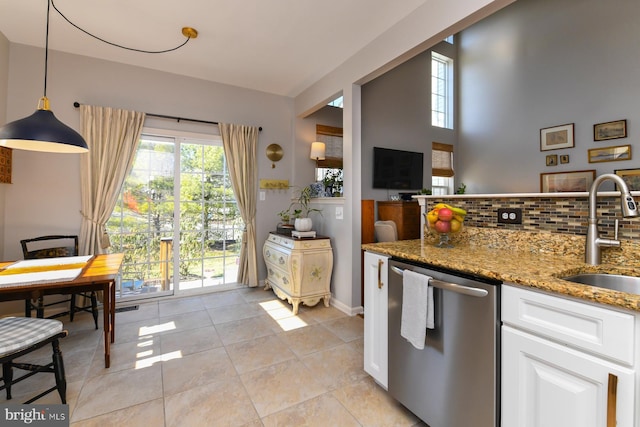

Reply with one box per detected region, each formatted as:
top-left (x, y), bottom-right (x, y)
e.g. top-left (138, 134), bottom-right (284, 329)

top-left (73, 102), bottom-right (262, 131)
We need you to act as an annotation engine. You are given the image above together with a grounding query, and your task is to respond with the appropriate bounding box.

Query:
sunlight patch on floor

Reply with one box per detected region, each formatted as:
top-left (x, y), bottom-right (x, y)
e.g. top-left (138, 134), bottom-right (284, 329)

top-left (135, 350), bottom-right (183, 369)
top-left (139, 321), bottom-right (176, 336)
top-left (259, 300), bottom-right (309, 332)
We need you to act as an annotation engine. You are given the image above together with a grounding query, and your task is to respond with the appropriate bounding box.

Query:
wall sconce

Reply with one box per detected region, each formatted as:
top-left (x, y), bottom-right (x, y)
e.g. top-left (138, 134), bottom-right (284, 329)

top-left (309, 142), bottom-right (326, 168)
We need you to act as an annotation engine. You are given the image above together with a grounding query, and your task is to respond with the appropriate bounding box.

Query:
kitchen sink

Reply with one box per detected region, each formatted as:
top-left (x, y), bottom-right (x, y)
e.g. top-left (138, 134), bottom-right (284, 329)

top-left (563, 273), bottom-right (640, 295)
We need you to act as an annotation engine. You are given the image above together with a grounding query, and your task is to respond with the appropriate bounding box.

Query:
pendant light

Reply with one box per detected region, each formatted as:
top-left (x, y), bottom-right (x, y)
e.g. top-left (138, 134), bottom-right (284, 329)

top-left (0, 0), bottom-right (88, 153)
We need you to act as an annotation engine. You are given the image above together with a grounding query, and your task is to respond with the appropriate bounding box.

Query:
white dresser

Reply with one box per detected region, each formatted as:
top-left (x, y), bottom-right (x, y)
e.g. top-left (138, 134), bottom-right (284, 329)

top-left (263, 232), bottom-right (333, 314)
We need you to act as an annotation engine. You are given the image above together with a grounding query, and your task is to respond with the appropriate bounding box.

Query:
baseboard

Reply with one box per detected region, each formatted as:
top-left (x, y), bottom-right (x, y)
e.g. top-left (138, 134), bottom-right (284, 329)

top-left (330, 298), bottom-right (363, 316)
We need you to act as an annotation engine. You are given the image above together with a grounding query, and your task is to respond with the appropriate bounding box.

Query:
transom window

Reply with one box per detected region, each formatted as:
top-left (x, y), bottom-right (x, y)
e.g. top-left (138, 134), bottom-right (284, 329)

top-left (431, 52), bottom-right (454, 129)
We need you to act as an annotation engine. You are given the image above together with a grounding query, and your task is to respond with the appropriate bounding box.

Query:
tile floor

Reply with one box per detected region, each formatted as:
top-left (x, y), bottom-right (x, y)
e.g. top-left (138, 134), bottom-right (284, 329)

top-left (1, 286), bottom-right (424, 426)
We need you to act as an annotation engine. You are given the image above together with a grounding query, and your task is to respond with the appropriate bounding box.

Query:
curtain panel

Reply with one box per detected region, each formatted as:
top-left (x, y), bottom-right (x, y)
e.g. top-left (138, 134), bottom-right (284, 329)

top-left (78, 105), bottom-right (145, 256)
top-left (219, 123), bottom-right (259, 287)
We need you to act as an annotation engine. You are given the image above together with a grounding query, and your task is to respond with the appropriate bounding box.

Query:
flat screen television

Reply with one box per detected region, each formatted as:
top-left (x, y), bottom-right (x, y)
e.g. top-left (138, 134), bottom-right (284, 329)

top-left (373, 147), bottom-right (424, 190)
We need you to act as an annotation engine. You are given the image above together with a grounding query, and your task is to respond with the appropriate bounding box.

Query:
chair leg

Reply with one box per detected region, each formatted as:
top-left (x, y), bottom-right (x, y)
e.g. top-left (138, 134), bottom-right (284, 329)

top-left (69, 294), bottom-right (76, 322)
top-left (2, 362), bottom-right (13, 400)
top-left (90, 292), bottom-right (99, 330)
top-left (25, 300), bottom-right (32, 318)
top-left (51, 339), bottom-right (66, 404)
top-left (36, 297), bottom-right (45, 319)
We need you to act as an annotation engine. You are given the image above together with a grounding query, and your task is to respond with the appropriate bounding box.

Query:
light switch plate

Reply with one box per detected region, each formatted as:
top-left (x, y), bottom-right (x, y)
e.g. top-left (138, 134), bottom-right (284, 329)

top-left (335, 206), bottom-right (343, 220)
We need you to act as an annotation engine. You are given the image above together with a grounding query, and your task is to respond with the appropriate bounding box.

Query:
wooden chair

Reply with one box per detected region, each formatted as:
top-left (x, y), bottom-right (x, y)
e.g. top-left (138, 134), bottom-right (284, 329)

top-left (20, 235), bottom-right (99, 329)
top-left (374, 220), bottom-right (398, 242)
top-left (0, 317), bottom-right (68, 404)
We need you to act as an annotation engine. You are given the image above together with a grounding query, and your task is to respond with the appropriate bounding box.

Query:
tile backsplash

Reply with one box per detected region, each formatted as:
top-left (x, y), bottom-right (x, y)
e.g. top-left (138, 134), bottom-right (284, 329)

top-left (422, 195), bottom-right (640, 241)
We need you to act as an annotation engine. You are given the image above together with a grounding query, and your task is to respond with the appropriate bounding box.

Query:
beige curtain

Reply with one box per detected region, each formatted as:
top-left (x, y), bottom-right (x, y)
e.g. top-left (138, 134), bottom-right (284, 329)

top-left (79, 105), bottom-right (145, 255)
top-left (219, 123), bottom-right (259, 287)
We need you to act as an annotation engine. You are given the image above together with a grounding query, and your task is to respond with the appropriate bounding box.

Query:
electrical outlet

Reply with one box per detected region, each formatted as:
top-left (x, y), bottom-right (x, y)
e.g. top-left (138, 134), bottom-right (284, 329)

top-left (497, 208), bottom-right (522, 224)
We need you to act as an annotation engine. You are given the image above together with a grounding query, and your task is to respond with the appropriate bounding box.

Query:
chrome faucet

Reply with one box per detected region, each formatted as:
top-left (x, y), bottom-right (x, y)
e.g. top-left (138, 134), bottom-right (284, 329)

top-left (585, 173), bottom-right (639, 265)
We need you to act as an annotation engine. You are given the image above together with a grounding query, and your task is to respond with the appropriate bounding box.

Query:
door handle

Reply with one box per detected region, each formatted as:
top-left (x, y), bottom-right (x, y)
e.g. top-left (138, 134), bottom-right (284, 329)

top-left (390, 265), bottom-right (488, 297)
top-left (607, 373), bottom-right (617, 427)
top-left (377, 259), bottom-right (384, 289)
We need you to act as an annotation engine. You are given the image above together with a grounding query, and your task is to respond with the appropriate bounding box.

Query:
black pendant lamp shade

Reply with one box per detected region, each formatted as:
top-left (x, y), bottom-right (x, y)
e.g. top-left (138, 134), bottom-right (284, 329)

top-left (0, 97), bottom-right (88, 153)
top-left (0, 0), bottom-right (88, 154)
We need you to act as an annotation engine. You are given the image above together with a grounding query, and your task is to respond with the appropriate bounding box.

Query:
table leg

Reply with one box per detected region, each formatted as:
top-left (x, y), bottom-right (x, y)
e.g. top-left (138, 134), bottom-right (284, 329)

top-left (110, 280), bottom-right (115, 343)
top-left (103, 282), bottom-right (111, 368)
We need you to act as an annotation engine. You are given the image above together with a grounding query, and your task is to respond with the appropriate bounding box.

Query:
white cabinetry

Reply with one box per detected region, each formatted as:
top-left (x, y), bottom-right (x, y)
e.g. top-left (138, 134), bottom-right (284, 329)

top-left (363, 251), bottom-right (389, 389)
top-left (502, 284), bottom-right (637, 427)
top-left (263, 233), bottom-right (332, 314)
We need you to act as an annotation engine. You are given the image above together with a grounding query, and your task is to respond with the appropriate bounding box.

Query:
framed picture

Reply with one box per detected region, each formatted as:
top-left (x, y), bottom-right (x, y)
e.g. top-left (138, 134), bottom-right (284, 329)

top-left (545, 154), bottom-right (558, 166)
top-left (540, 170), bottom-right (596, 193)
top-left (594, 119), bottom-right (627, 141)
top-left (540, 123), bottom-right (574, 151)
top-left (560, 154), bottom-right (570, 164)
top-left (587, 144), bottom-right (631, 163)
top-left (614, 168), bottom-right (640, 191)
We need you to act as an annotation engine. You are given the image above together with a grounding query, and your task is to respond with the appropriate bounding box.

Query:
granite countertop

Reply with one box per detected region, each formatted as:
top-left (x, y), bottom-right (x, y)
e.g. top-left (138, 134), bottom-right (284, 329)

top-left (361, 227), bottom-right (640, 313)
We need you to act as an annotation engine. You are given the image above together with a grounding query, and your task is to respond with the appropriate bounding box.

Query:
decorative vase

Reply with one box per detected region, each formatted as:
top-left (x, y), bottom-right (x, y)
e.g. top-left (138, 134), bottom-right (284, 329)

top-left (294, 217), bottom-right (313, 232)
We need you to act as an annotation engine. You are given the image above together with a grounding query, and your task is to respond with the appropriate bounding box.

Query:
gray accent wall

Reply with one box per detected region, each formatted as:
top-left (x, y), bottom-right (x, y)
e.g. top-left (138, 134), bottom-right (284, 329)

top-left (361, 0), bottom-right (640, 197)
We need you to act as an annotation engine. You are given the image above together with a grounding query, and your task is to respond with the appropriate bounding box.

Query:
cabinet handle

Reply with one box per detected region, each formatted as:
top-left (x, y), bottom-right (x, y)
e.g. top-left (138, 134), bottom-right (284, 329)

top-left (377, 259), bottom-right (384, 289)
top-left (607, 373), bottom-right (617, 427)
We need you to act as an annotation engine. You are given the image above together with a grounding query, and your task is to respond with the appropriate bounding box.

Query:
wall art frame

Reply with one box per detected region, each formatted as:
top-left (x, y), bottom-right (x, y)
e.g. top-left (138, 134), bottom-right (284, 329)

top-left (587, 144), bottom-right (631, 163)
top-left (540, 169), bottom-right (595, 193)
top-left (614, 168), bottom-right (640, 191)
top-left (594, 119), bottom-right (627, 141)
top-left (545, 154), bottom-right (558, 166)
top-left (540, 123), bottom-right (574, 151)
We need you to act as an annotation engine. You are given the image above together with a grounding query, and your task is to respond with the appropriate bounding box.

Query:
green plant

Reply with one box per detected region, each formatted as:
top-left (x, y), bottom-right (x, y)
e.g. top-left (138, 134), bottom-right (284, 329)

top-left (291, 185), bottom-right (323, 218)
top-left (420, 188), bottom-right (432, 195)
top-left (456, 183), bottom-right (467, 194)
top-left (277, 209), bottom-right (291, 224)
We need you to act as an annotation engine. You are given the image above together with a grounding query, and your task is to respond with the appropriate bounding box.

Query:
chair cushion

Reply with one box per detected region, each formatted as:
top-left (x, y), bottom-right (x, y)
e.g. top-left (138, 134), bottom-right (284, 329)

top-left (0, 317), bottom-right (64, 357)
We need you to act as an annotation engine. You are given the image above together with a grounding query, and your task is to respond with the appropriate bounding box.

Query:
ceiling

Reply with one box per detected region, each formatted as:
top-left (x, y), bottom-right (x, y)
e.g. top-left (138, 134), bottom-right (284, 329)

top-left (0, 0), bottom-right (428, 97)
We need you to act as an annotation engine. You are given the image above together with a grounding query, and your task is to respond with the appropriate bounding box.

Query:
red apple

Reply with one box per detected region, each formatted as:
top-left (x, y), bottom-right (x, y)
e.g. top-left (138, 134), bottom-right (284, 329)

top-left (434, 220), bottom-right (451, 233)
top-left (437, 208), bottom-right (453, 221)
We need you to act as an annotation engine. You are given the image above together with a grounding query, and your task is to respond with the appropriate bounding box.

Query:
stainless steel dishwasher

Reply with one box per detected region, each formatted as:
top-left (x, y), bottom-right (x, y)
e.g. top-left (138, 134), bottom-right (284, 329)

top-left (388, 259), bottom-right (500, 427)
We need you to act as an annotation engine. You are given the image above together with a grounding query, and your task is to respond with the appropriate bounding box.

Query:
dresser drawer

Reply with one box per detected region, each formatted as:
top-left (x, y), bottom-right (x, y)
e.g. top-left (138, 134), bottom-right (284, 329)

top-left (502, 284), bottom-right (635, 366)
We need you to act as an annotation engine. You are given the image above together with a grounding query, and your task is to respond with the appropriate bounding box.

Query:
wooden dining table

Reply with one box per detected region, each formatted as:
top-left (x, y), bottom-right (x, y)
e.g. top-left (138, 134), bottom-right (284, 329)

top-left (0, 253), bottom-right (124, 368)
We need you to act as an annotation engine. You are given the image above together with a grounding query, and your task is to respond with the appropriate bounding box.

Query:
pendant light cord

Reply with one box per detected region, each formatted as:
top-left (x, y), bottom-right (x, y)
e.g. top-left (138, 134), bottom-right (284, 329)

top-left (44, 0), bottom-right (51, 98)
top-left (50, 0), bottom-right (194, 54)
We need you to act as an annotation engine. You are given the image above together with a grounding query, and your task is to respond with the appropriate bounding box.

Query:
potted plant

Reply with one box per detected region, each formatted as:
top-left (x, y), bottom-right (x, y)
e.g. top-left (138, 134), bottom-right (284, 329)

top-left (276, 208), bottom-right (294, 235)
top-left (322, 169), bottom-right (344, 197)
top-left (291, 185), bottom-right (322, 231)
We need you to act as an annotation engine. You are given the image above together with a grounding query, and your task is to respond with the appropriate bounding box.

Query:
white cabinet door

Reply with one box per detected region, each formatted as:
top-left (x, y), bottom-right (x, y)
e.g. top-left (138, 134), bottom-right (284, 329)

top-left (502, 325), bottom-right (635, 427)
top-left (363, 251), bottom-right (388, 389)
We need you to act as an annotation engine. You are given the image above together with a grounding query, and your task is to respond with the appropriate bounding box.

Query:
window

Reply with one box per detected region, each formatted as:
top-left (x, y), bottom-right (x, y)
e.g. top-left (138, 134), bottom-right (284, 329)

top-left (327, 96), bottom-right (343, 108)
top-left (107, 131), bottom-right (242, 300)
top-left (431, 142), bottom-right (454, 194)
top-left (431, 52), bottom-right (454, 129)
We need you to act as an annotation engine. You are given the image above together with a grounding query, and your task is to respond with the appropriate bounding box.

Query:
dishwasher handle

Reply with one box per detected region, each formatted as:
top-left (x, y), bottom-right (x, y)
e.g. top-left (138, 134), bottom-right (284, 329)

top-left (390, 265), bottom-right (489, 298)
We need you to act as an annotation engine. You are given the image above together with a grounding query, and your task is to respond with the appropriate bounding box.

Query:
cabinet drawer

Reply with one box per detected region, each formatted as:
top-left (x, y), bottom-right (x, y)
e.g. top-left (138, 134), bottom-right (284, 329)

top-left (502, 284), bottom-right (635, 366)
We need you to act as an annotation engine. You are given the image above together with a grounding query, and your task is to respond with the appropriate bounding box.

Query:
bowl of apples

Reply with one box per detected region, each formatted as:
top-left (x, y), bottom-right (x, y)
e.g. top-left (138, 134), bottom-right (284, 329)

top-left (425, 203), bottom-right (466, 248)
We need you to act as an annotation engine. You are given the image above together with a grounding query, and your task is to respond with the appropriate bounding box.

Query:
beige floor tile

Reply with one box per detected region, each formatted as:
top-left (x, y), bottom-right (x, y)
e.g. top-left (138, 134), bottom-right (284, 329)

top-left (158, 296), bottom-right (205, 317)
top-left (261, 393), bottom-right (360, 427)
top-left (114, 302), bottom-right (159, 325)
top-left (71, 364), bottom-right (163, 423)
top-left (110, 317), bottom-right (167, 344)
top-left (240, 359), bottom-right (327, 417)
top-left (200, 290), bottom-right (246, 308)
top-left (332, 377), bottom-right (419, 427)
top-left (322, 315), bottom-right (364, 342)
top-left (87, 335), bottom-right (162, 377)
top-left (214, 315), bottom-right (276, 345)
top-left (160, 324), bottom-right (222, 356)
top-left (239, 286), bottom-right (280, 303)
top-left (158, 309), bottom-right (213, 333)
top-left (164, 377), bottom-right (259, 427)
top-left (162, 346), bottom-right (237, 396)
top-left (226, 334), bottom-right (296, 374)
top-left (301, 342), bottom-right (369, 390)
top-left (207, 302), bottom-right (264, 324)
top-left (299, 305), bottom-right (347, 323)
top-left (70, 398), bottom-right (165, 427)
top-left (278, 323), bottom-right (344, 357)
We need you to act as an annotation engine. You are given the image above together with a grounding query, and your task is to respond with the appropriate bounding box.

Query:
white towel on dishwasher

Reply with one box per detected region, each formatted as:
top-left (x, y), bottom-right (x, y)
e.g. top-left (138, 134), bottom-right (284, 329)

top-left (401, 270), bottom-right (434, 350)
